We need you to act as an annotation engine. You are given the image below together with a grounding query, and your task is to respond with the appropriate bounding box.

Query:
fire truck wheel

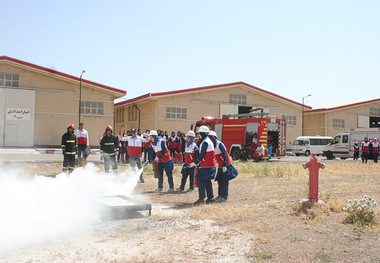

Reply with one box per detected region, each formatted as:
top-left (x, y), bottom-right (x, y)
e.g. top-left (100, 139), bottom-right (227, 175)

top-left (305, 150), bottom-right (310, 156)
top-left (326, 151), bottom-right (334, 160)
top-left (231, 148), bottom-right (240, 161)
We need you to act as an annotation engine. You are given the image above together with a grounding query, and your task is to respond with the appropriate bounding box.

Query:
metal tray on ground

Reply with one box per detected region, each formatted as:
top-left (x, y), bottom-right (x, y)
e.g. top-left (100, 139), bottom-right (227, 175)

top-left (95, 195), bottom-right (152, 220)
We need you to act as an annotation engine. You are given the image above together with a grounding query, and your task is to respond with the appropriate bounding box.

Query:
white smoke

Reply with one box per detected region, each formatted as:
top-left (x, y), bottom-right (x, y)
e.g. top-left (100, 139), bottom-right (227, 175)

top-left (0, 163), bottom-right (142, 253)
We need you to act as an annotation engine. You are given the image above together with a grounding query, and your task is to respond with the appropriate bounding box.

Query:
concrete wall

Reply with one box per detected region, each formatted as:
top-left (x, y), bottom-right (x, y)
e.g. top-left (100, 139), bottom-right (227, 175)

top-left (0, 62), bottom-right (120, 147)
top-left (304, 101), bottom-right (380, 138)
top-left (115, 84), bottom-right (303, 148)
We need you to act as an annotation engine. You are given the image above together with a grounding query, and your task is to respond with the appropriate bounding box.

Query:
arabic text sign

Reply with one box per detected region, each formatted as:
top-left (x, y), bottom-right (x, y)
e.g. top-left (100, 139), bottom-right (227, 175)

top-left (6, 108), bottom-right (32, 121)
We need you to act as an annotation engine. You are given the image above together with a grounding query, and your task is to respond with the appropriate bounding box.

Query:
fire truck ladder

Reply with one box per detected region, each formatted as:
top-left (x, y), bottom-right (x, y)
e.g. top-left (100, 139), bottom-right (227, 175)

top-left (223, 112), bottom-right (269, 119)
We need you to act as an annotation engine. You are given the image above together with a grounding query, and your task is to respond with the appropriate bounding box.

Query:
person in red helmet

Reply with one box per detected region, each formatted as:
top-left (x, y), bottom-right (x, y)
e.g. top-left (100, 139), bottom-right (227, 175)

top-left (61, 123), bottom-right (77, 174)
top-left (100, 125), bottom-right (119, 174)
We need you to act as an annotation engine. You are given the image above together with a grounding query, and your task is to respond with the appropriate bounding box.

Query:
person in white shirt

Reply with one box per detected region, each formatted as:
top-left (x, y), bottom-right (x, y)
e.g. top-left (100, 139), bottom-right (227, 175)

top-left (125, 128), bottom-right (148, 183)
top-left (254, 142), bottom-right (265, 162)
top-left (74, 122), bottom-right (89, 166)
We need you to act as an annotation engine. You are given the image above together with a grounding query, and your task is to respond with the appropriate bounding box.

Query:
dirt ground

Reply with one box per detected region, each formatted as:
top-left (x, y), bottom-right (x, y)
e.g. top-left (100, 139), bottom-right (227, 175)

top-left (1, 160), bottom-right (380, 263)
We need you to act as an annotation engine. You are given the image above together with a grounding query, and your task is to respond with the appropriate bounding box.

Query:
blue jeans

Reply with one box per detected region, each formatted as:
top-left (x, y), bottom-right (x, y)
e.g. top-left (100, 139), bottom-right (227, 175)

top-left (158, 160), bottom-right (174, 189)
top-left (217, 173), bottom-right (229, 199)
top-left (198, 179), bottom-right (214, 200)
top-left (77, 144), bottom-right (86, 158)
top-left (362, 152), bottom-right (368, 163)
top-left (180, 166), bottom-right (195, 190)
top-left (374, 152), bottom-right (379, 163)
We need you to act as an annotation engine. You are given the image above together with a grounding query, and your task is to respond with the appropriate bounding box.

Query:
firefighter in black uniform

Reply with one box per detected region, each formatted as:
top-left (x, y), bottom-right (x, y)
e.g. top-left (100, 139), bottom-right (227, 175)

top-left (61, 123), bottom-right (77, 174)
top-left (100, 125), bottom-right (119, 174)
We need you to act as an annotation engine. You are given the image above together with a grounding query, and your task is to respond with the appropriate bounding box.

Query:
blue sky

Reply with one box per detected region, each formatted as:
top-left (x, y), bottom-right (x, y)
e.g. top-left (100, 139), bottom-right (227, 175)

top-left (2, 0), bottom-right (379, 107)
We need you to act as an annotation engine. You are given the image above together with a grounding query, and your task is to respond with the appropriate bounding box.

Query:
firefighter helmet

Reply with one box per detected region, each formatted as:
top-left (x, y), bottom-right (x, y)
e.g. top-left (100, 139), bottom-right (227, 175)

top-left (67, 123), bottom-right (74, 129)
top-left (186, 131), bottom-right (195, 137)
top-left (208, 131), bottom-right (217, 137)
top-left (198, 125), bottom-right (209, 133)
top-left (131, 128), bottom-right (137, 133)
top-left (105, 125), bottom-right (113, 132)
top-left (149, 130), bottom-right (158, 136)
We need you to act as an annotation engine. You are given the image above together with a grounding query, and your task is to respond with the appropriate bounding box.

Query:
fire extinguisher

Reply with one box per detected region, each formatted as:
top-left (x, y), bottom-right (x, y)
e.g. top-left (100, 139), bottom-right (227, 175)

top-left (179, 152), bottom-right (183, 164)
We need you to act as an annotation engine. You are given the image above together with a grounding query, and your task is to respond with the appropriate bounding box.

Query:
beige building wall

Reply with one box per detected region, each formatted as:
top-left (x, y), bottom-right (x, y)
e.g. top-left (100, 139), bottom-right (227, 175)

top-left (1, 59), bottom-right (124, 147)
top-left (304, 101), bottom-right (380, 137)
top-left (115, 84), bottom-right (304, 148)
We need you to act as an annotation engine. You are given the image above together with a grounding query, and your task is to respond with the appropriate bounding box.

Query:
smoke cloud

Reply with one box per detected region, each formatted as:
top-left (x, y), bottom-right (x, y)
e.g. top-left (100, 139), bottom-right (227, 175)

top-left (0, 163), bottom-right (142, 253)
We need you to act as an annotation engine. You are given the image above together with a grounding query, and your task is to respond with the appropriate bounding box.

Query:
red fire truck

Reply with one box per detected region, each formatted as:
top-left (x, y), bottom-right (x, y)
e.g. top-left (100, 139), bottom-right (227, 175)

top-left (193, 111), bottom-right (286, 160)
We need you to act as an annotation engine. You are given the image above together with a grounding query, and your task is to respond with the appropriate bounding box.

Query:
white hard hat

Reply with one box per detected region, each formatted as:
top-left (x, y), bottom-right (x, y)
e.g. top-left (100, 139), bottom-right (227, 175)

top-left (208, 131), bottom-right (217, 137)
top-left (186, 130), bottom-right (195, 137)
top-left (149, 130), bottom-right (158, 136)
top-left (198, 125), bottom-right (209, 133)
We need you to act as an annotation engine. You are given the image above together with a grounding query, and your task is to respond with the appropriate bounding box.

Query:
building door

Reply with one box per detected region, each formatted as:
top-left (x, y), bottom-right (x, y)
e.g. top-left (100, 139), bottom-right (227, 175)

top-left (2, 88), bottom-right (35, 147)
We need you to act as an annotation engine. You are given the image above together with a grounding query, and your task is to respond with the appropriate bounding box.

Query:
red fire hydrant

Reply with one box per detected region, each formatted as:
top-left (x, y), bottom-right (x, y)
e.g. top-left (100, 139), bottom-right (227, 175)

top-left (303, 153), bottom-right (326, 202)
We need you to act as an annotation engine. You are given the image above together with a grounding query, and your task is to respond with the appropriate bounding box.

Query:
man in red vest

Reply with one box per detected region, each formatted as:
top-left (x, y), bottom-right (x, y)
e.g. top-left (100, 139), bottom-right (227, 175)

top-left (74, 122), bottom-right (89, 166)
top-left (125, 128), bottom-right (148, 183)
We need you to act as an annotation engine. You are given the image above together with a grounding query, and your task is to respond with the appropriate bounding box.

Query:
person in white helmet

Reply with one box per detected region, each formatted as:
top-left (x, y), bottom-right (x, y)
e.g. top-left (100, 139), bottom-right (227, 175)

top-left (189, 125), bottom-right (216, 204)
top-left (176, 131), bottom-right (199, 192)
top-left (208, 131), bottom-right (238, 202)
top-left (149, 130), bottom-right (175, 192)
top-left (373, 138), bottom-right (379, 163)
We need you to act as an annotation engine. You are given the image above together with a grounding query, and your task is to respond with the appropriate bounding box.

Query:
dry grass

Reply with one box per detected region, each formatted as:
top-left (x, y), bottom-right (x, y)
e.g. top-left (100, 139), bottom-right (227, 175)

top-left (4, 159), bottom-right (380, 262)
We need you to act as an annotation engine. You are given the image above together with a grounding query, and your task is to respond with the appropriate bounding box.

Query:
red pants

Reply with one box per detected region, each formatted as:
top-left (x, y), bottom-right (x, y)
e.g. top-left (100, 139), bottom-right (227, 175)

top-left (254, 153), bottom-right (264, 161)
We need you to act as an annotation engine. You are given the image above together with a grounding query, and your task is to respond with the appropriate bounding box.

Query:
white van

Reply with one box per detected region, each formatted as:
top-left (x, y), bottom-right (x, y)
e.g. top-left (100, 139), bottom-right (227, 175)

top-left (323, 128), bottom-right (380, 159)
top-left (292, 136), bottom-right (333, 156)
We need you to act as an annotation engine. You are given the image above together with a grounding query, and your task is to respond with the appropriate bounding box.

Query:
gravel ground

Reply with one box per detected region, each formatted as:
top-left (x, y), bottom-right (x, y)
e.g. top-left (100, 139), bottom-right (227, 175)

top-left (1, 161), bottom-right (379, 263)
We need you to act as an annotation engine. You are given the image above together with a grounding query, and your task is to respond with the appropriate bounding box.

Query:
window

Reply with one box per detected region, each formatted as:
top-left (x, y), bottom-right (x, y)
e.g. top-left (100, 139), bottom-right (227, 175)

top-left (331, 136), bottom-right (341, 144)
top-left (229, 93), bottom-right (246, 105)
top-left (166, 107), bottom-right (187, 119)
top-left (116, 108), bottom-right (124, 123)
top-left (310, 139), bottom-right (331, 145)
top-left (342, 135), bottom-right (349, 143)
top-left (128, 105), bottom-right (138, 122)
top-left (282, 115), bottom-right (296, 126)
top-left (80, 101), bottom-right (103, 115)
top-left (0, 73), bottom-right (19, 87)
top-left (370, 107), bottom-right (380, 117)
top-left (333, 118), bottom-right (345, 128)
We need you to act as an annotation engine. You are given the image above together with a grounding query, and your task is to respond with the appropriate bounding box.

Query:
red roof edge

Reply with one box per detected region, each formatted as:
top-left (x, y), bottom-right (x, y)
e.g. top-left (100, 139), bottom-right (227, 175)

top-left (307, 98), bottom-right (380, 113)
top-left (0, 56), bottom-right (126, 95)
top-left (114, 81), bottom-right (310, 109)
top-left (114, 93), bottom-right (151, 107)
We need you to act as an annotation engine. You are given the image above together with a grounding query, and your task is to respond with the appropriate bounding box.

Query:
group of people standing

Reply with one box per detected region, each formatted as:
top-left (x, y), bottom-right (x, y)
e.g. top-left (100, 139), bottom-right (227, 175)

top-left (353, 137), bottom-right (380, 163)
top-left (147, 125), bottom-right (238, 204)
top-left (62, 123), bottom-right (239, 204)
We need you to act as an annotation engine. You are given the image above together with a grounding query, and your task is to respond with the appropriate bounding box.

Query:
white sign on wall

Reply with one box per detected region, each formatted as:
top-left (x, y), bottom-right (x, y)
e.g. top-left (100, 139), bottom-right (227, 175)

top-left (6, 108), bottom-right (32, 121)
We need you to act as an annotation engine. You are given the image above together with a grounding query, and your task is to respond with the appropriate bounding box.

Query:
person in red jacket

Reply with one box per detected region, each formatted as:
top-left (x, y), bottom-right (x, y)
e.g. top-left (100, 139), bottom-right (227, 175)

top-left (373, 138), bottom-right (379, 163)
top-left (208, 131), bottom-right (238, 202)
top-left (353, 141), bottom-right (360, 161)
top-left (362, 137), bottom-right (369, 163)
top-left (189, 125), bottom-right (216, 204)
top-left (149, 130), bottom-right (174, 192)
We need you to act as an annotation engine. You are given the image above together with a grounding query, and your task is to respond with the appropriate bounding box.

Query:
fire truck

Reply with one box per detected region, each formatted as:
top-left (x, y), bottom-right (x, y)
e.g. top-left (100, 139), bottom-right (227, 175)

top-left (193, 110), bottom-right (286, 160)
